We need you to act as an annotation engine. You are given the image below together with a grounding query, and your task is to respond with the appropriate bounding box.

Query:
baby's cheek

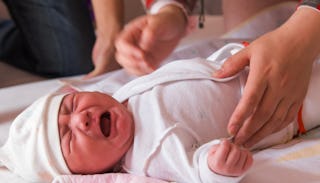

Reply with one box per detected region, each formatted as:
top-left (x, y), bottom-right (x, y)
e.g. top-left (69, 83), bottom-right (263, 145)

top-left (59, 142), bottom-right (75, 173)
top-left (75, 133), bottom-right (104, 154)
top-left (60, 136), bottom-right (70, 160)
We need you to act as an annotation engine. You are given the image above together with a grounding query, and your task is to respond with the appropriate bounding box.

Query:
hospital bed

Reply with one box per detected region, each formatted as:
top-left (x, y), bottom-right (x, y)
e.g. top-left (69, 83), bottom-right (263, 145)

top-left (1, 1), bottom-right (320, 183)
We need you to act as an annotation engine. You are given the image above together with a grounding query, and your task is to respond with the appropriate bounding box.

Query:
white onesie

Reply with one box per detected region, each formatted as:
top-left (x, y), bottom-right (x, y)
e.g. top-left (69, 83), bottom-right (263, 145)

top-left (112, 43), bottom-right (320, 183)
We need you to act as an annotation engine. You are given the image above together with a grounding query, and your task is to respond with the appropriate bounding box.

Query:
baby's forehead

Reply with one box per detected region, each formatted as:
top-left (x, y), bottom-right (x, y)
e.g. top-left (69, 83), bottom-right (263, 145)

top-left (61, 91), bottom-right (83, 104)
top-left (58, 91), bottom-right (93, 111)
top-left (59, 91), bottom-right (115, 109)
top-left (59, 94), bottom-right (71, 107)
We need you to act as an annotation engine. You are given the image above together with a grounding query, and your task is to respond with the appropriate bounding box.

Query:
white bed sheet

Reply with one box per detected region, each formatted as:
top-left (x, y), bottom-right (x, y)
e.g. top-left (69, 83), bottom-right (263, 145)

top-left (1, 38), bottom-right (320, 183)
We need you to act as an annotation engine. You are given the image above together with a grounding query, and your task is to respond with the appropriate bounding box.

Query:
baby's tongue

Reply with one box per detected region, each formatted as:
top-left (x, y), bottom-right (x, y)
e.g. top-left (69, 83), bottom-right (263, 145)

top-left (100, 114), bottom-right (111, 137)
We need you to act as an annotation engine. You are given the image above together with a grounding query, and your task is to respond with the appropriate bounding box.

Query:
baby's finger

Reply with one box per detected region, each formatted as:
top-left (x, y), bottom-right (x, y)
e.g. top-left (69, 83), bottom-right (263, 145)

top-left (240, 150), bottom-right (253, 172)
top-left (225, 144), bottom-right (241, 167)
top-left (215, 140), bottom-right (232, 165)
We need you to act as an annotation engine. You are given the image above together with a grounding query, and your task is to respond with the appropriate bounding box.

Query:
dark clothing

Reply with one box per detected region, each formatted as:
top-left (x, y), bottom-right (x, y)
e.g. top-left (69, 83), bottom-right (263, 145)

top-left (0, 0), bottom-right (95, 77)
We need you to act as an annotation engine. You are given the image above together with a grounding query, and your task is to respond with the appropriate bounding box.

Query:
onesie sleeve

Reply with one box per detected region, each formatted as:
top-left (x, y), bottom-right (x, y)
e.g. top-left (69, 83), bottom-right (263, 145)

top-left (193, 139), bottom-right (244, 183)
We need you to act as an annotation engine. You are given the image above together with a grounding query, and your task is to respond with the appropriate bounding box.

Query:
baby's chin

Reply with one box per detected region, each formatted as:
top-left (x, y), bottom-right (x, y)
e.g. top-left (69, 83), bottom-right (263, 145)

top-left (67, 160), bottom-right (114, 175)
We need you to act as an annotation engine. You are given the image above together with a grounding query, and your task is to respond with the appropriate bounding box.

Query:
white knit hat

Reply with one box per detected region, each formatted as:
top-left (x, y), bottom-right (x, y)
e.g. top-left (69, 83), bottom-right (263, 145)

top-left (0, 93), bottom-right (71, 183)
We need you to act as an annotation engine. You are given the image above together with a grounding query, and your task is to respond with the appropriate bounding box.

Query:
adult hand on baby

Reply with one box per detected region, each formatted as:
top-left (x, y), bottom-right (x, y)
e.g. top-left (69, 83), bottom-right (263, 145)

top-left (115, 5), bottom-right (187, 76)
top-left (207, 139), bottom-right (253, 177)
top-left (214, 8), bottom-right (320, 148)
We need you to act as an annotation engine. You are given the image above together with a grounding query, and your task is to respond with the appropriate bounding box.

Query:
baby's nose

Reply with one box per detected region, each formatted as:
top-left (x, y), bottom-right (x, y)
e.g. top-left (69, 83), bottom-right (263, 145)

top-left (70, 112), bottom-right (90, 131)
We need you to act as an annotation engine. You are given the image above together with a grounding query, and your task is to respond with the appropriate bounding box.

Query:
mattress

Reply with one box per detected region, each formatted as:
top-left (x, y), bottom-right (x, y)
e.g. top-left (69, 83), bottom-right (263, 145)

top-left (1, 38), bottom-right (320, 183)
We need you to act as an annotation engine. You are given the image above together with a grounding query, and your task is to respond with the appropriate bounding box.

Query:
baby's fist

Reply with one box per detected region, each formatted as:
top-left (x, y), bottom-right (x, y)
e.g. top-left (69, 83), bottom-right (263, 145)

top-left (207, 139), bottom-right (253, 177)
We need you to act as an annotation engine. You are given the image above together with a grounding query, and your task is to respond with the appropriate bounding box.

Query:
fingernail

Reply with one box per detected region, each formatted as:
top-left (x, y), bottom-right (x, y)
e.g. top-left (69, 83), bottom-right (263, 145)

top-left (228, 124), bottom-right (239, 136)
top-left (212, 69), bottom-right (223, 77)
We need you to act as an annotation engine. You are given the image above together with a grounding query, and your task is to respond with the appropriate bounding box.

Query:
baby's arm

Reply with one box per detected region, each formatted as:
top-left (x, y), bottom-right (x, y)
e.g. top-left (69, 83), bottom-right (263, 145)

top-left (207, 139), bottom-right (253, 177)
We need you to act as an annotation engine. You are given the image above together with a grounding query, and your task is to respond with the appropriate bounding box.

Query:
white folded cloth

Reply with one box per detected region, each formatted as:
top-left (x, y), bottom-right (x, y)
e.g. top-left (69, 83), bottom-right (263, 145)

top-left (0, 93), bottom-right (70, 183)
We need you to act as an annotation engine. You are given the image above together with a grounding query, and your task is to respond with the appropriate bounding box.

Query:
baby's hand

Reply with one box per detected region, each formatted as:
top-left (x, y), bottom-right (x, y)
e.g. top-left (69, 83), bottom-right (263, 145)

top-left (207, 139), bottom-right (253, 177)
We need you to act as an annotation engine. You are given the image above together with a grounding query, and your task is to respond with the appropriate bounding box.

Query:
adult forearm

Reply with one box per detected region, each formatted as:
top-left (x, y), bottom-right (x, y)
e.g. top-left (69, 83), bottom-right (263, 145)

top-left (281, 5), bottom-right (320, 63)
top-left (298, 0), bottom-right (320, 57)
top-left (91, 0), bottom-right (124, 36)
top-left (222, 0), bottom-right (298, 31)
top-left (85, 0), bottom-right (124, 78)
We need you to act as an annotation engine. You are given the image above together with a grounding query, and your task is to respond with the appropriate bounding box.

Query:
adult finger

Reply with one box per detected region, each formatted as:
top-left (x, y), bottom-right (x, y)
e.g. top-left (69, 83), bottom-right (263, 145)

top-left (84, 68), bottom-right (102, 79)
top-left (213, 48), bottom-right (250, 78)
top-left (280, 102), bottom-right (301, 130)
top-left (139, 25), bottom-right (158, 52)
top-left (115, 34), bottom-right (144, 61)
top-left (115, 51), bottom-right (152, 75)
top-left (243, 98), bottom-right (291, 147)
top-left (115, 17), bottom-right (149, 60)
top-left (228, 66), bottom-right (268, 137)
top-left (234, 85), bottom-right (282, 145)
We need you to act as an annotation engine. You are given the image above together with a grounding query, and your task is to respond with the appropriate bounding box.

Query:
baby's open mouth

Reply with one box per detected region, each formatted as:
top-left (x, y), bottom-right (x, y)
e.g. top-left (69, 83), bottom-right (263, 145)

top-left (100, 112), bottom-right (111, 137)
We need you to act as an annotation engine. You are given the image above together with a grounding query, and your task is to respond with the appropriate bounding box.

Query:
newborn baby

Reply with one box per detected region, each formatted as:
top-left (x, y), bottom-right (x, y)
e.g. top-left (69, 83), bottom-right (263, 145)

top-left (1, 43), bottom-right (320, 183)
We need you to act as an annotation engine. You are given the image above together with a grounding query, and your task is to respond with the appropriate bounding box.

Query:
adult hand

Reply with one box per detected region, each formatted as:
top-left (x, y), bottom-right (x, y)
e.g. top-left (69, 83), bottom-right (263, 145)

top-left (207, 139), bottom-right (253, 176)
top-left (85, 0), bottom-right (123, 79)
top-left (115, 5), bottom-right (187, 76)
top-left (85, 33), bottom-right (120, 79)
top-left (214, 7), bottom-right (320, 147)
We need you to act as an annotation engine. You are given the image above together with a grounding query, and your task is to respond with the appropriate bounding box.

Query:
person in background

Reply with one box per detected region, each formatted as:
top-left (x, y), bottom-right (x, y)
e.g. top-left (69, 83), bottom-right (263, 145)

top-left (0, 0), bottom-right (123, 78)
top-left (115, 0), bottom-right (320, 148)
